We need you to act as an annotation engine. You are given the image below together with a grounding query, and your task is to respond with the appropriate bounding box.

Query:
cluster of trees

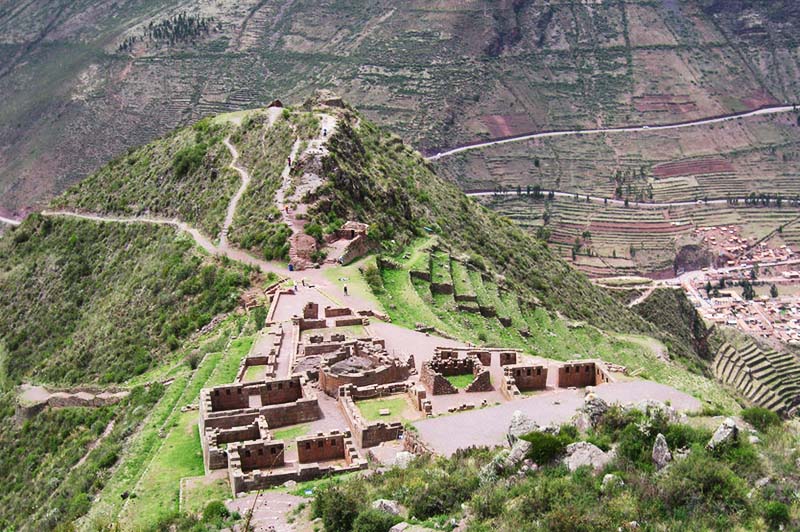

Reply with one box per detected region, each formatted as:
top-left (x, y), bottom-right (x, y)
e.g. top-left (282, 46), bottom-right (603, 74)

top-left (495, 184), bottom-right (555, 200)
top-left (118, 12), bottom-right (220, 51)
top-left (726, 192), bottom-right (800, 207)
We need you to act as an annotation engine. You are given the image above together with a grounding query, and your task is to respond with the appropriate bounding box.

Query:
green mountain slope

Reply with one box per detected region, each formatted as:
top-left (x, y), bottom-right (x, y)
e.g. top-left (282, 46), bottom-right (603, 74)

top-left (0, 214), bottom-right (252, 384)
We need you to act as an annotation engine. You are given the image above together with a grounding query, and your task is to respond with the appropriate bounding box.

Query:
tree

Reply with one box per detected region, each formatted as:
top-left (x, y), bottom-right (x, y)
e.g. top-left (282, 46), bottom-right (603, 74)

top-left (741, 280), bottom-right (756, 300)
top-left (770, 284), bottom-right (779, 298)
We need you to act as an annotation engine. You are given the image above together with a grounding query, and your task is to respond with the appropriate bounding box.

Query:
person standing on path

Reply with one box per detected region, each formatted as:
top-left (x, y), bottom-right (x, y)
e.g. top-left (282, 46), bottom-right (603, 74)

top-left (343, 285), bottom-right (348, 296)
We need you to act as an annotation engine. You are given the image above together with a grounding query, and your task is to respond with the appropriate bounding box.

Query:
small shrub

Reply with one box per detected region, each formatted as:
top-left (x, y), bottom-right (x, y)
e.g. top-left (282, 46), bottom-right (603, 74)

top-left (202, 500), bottom-right (230, 523)
top-left (313, 485), bottom-right (363, 532)
top-left (521, 431), bottom-right (574, 465)
top-left (352, 509), bottom-right (402, 532)
top-left (363, 263), bottom-right (384, 294)
top-left (741, 407), bottom-right (780, 432)
top-left (763, 500), bottom-right (790, 529)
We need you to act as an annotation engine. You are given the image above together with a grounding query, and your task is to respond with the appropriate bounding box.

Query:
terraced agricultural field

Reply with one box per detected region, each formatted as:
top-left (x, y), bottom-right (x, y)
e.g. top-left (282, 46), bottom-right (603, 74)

top-left (478, 194), bottom-right (800, 277)
top-left (438, 112), bottom-right (800, 204)
top-left (714, 340), bottom-right (800, 415)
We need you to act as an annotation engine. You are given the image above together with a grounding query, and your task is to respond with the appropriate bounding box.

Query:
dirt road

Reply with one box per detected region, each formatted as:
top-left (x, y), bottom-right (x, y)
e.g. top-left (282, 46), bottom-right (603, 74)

top-left (413, 381), bottom-right (700, 456)
top-left (427, 104), bottom-right (798, 161)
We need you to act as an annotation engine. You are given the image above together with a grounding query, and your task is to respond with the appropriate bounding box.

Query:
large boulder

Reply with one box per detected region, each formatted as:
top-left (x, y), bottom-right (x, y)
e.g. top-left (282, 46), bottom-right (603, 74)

top-left (372, 499), bottom-right (402, 516)
top-left (573, 393), bottom-right (609, 431)
top-left (507, 410), bottom-right (538, 446)
top-left (630, 400), bottom-right (684, 424)
top-left (562, 442), bottom-right (614, 472)
top-left (707, 418), bottom-right (739, 450)
top-left (652, 433), bottom-right (672, 470)
top-left (503, 439), bottom-right (532, 470)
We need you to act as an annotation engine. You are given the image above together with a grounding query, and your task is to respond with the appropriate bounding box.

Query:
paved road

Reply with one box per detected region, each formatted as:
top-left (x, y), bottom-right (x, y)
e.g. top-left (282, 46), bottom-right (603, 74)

top-left (413, 381), bottom-right (701, 456)
top-left (427, 104), bottom-right (798, 161)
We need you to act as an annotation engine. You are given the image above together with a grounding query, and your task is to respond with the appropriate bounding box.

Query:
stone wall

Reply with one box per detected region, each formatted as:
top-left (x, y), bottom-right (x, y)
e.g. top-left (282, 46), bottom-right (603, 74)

top-left (324, 306), bottom-right (352, 318)
top-left (556, 361), bottom-right (612, 388)
top-left (338, 384), bottom-right (406, 448)
top-left (334, 317), bottom-right (368, 327)
top-left (303, 302), bottom-right (319, 319)
top-left (501, 364), bottom-right (548, 399)
top-left (465, 368), bottom-right (492, 392)
top-left (419, 363), bottom-right (458, 395)
top-left (297, 431), bottom-right (350, 463)
top-left (340, 234), bottom-right (373, 265)
top-left (234, 440), bottom-right (286, 471)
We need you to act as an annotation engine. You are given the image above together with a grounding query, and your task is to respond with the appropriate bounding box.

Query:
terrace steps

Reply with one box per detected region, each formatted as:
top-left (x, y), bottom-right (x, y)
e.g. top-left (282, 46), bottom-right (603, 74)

top-left (713, 341), bottom-right (800, 415)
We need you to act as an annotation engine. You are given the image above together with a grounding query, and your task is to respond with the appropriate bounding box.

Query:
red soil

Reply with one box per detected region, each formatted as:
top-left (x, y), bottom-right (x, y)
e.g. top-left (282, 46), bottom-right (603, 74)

top-left (481, 114), bottom-right (536, 138)
top-left (652, 158), bottom-right (734, 178)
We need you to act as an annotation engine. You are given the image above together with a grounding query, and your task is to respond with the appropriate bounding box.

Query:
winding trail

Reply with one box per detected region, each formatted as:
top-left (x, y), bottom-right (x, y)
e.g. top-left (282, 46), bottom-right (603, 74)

top-left (427, 104), bottom-right (798, 161)
top-left (219, 137), bottom-right (250, 249)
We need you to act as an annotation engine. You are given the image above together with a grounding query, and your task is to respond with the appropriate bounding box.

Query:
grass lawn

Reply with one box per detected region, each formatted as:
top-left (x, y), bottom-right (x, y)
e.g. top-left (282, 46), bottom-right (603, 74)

top-left (357, 397), bottom-right (415, 422)
top-left (323, 259), bottom-right (385, 311)
top-left (273, 423), bottom-right (311, 442)
top-left (445, 374), bottom-right (476, 389)
top-left (182, 474), bottom-right (231, 515)
top-left (243, 364), bottom-right (265, 382)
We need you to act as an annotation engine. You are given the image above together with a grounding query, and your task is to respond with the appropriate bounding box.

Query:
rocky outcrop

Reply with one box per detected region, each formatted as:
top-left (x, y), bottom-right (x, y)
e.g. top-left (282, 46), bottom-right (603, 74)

top-left (507, 410), bottom-right (538, 445)
top-left (372, 499), bottom-right (402, 516)
top-left (562, 442), bottom-right (614, 472)
top-left (707, 418), bottom-right (739, 450)
top-left (574, 392), bottom-right (608, 430)
top-left (652, 433), bottom-right (672, 470)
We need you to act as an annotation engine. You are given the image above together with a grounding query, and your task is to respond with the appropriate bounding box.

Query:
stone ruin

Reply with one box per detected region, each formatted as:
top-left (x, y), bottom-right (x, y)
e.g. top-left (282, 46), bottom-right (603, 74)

top-left (315, 338), bottom-right (414, 397)
top-left (420, 354), bottom-right (490, 395)
top-left (199, 375), bottom-right (367, 495)
top-left (501, 363), bottom-right (548, 399)
top-left (228, 428), bottom-right (366, 495)
top-left (556, 360), bottom-right (612, 388)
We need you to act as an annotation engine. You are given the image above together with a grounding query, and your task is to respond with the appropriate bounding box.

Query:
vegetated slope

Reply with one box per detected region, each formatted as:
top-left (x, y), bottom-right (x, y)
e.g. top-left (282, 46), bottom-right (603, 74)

top-left (632, 288), bottom-right (712, 364)
top-left (0, 384), bottom-right (164, 531)
top-left (227, 111), bottom-right (295, 259)
top-left (311, 111), bottom-right (654, 335)
top-left (4, 0), bottom-right (800, 214)
top-left (0, 214), bottom-right (251, 384)
top-left (52, 118), bottom-right (238, 237)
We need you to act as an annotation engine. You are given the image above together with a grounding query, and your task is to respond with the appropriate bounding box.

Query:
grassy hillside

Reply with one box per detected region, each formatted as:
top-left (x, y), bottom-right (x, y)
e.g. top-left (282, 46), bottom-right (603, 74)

top-left (312, 111), bottom-right (656, 334)
top-left (52, 118), bottom-right (238, 237)
top-left (0, 385), bottom-right (164, 531)
top-left (227, 111), bottom-right (295, 260)
top-left (0, 214), bottom-right (252, 384)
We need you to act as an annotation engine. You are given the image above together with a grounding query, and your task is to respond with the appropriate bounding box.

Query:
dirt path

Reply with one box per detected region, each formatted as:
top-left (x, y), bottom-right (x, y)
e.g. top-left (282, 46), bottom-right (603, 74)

top-left (219, 137), bottom-right (250, 248)
top-left (0, 215), bottom-right (21, 225)
top-left (428, 104), bottom-right (798, 161)
top-left (628, 286), bottom-right (657, 307)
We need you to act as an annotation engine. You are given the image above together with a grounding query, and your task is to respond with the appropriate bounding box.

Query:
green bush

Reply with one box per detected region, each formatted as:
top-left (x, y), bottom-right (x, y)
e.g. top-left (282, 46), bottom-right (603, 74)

top-left (741, 407), bottom-right (781, 432)
top-left (202, 500), bottom-right (230, 522)
top-left (363, 263), bottom-right (384, 294)
top-left (313, 484), bottom-right (364, 532)
top-left (352, 509), bottom-right (402, 532)
top-left (521, 431), bottom-right (574, 465)
top-left (763, 501), bottom-right (790, 529)
top-left (660, 451), bottom-right (748, 514)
